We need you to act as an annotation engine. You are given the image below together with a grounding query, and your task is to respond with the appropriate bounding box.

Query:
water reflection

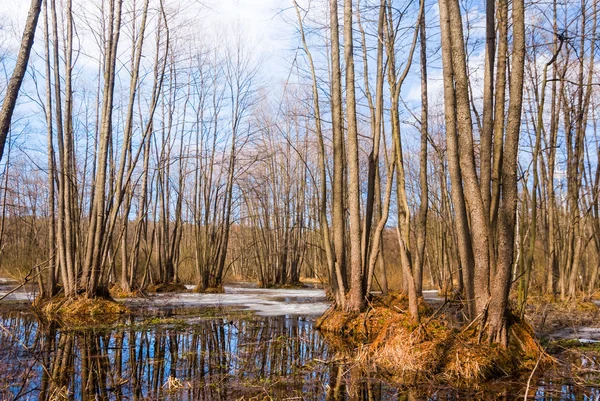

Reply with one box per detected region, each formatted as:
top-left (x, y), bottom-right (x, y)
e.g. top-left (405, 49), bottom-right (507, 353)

top-left (0, 311), bottom-right (599, 400)
top-left (1, 313), bottom-right (333, 400)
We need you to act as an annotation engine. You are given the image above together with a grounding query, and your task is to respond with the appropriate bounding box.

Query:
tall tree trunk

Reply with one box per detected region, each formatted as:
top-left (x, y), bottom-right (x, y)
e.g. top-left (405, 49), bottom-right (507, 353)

top-left (83, 0), bottom-right (123, 297)
top-left (487, 0), bottom-right (525, 345)
top-left (330, 0), bottom-right (347, 309)
top-left (344, 0), bottom-right (365, 313)
top-left (480, 0), bottom-right (495, 217)
top-left (293, 0), bottom-right (337, 301)
top-left (43, 0), bottom-right (56, 298)
top-left (438, 0), bottom-right (477, 319)
top-left (446, 0), bottom-right (492, 315)
top-left (414, 10), bottom-right (429, 296)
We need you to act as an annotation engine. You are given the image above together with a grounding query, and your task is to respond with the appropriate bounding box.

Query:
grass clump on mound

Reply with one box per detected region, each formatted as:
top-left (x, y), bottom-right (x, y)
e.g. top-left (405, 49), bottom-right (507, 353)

top-left (316, 292), bottom-right (551, 384)
top-left (108, 284), bottom-right (144, 299)
top-left (35, 295), bottom-right (129, 325)
top-left (194, 285), bottom-right (225, 294)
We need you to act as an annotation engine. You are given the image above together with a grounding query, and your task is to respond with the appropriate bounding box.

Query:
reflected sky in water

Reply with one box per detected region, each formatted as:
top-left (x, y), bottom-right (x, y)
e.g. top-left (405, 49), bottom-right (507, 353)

top-left (0, 310), bottom-right (599, 400)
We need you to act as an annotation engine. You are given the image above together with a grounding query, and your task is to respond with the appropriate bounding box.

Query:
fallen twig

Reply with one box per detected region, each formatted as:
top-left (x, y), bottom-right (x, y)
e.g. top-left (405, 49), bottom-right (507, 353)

top-left (523, 352), bottom-right (543, 400)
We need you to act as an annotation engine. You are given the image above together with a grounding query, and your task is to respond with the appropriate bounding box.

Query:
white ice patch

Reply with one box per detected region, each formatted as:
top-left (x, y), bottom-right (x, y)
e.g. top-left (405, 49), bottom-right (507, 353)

top-left (0, 277), bottom-right (36, 301)
top-left (549, 326), bottom-right (600, 341)
top-left (124, 286), bottom-right (330, 317)
top-left (422, 290), bottom-right (444, 301)
top-left (0, 289), bottom-right (35, 301)
top-left (578, 338), bottom-right (600, 344)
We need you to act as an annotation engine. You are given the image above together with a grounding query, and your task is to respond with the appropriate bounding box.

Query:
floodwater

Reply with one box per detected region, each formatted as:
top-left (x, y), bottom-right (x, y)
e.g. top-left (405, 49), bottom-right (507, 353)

top-left (0, 286), bottom-right (600, 400)
top-left (124, 285), bottom-right (331, 317)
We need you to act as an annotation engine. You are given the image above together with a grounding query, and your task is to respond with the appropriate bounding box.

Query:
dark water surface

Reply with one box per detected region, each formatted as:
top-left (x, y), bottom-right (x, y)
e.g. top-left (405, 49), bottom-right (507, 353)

top-left (0, 308), bottom-right (599, 400)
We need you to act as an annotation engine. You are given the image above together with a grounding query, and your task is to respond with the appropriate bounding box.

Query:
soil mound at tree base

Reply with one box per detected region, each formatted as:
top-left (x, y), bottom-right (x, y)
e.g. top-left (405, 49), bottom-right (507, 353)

top-left (316, 292), bottom-right (551, 384)
top-left (34, 295), bottom-right (129, 325)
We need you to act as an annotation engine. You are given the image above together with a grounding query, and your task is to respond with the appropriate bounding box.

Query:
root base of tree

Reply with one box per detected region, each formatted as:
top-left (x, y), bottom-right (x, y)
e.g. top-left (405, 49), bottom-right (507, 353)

top-left (316, 293), bottom-right (552, 384)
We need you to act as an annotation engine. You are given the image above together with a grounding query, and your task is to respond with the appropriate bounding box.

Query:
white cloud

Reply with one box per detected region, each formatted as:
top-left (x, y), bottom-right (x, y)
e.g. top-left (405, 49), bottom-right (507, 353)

top-left (0, 0), bottom-right (295, 82)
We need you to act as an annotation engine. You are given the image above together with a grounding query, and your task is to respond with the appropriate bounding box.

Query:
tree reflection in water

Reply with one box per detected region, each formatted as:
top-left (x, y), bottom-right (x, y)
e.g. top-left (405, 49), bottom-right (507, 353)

top-left (0, 311), bottom-right (599, 400)
top-left (0, 312), bottom-right (382, 400)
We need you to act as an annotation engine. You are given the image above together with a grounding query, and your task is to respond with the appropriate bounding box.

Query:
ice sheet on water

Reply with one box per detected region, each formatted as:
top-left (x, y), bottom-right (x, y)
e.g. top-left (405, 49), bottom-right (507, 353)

top-left (125, 286), bottom-right (330, 317)
top-left (0, 290), bottom-right (34, 301)
top-left (578, 338), bottom-right (600, 344)
top-left (548, 326), bottom-right (600, 341)
top-left (0, 277), bottom-right (35, 301)
top-left (422, 290), bottom-right (444, 301)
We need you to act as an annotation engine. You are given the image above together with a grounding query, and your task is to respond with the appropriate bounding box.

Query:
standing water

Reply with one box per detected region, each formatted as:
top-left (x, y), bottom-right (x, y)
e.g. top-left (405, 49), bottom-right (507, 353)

top-left (0, 286), bottom-right (599, 400)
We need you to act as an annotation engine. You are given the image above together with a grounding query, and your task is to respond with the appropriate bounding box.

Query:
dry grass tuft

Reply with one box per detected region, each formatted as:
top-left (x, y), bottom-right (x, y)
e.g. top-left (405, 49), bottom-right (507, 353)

top-left (443, 339), bottom-right (511, 381)
top-left (371, 319), bottom-right (449, 381)
top-left (299, 276), bottom-right (326, 286)
top-left (194, 285), bottom-right (225, 294)
top-left (146, 283), bottom-right (188, 293)
top-left (36, 295), bottom-right (129, 325)
top-left (317, 293), bottom-right (551, 384)
top-left (108, 284), bottom-right (143, 299)
top-left (508, 314), bottom-right (554, 368)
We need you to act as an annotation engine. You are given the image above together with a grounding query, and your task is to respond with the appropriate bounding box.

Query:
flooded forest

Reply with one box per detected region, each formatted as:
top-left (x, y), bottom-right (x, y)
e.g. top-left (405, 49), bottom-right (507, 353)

top-left (1, 0), bottom-right (600, 399)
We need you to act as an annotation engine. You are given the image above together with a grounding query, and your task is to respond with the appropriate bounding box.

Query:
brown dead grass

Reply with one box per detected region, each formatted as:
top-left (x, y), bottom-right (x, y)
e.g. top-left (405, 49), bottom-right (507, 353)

top-left (317, 292), bottom-right (551, 384)
top-left (204, 286), bottom-right (225, 294)
top-left (146, 283), bottom-right (188, 293)
top-left (299, 276), bottom-right (326, 285)
top-left (194, 285), bottom-right (225, 294)
top-left (35, 295), bottom-right (129, 325)
top-left (589, 291), bottom-right (600, 301)
top-left (316, 293), bottom-right (431, 341)
top-left (108, 284), bottom-right (143, 299)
